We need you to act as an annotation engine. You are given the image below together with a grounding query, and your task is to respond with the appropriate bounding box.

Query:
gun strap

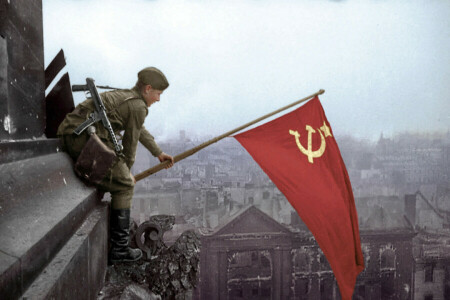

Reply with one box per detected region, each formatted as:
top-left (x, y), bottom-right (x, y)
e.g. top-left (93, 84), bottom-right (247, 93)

top-left (124, 96), bottom-right (137, 101)
top-left (123, 96), bottom-right (142, 103)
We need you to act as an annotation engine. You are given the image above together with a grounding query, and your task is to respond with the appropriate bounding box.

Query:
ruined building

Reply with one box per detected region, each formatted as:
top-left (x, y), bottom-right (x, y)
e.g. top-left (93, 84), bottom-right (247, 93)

top-left (197, 205), bottom-right (415, 300)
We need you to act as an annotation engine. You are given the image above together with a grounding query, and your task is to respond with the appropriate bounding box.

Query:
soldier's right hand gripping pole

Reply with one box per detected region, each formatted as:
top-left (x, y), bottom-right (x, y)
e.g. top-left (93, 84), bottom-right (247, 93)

top-left (72, 78), bottom-right (123, 154)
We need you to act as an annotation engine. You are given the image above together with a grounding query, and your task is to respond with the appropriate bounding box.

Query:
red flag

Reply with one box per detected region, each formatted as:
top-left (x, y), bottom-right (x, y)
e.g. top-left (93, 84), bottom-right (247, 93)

top-left (234, 96), bottom-right (364, 300)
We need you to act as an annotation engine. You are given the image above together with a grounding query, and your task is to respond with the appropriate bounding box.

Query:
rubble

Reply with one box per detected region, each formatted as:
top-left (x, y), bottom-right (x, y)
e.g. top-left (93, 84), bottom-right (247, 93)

top-left (98, 216), bottom-right (200, 300)
top-left (119, 284), bottom-right (160, 300)
top-left (145, 230), bottom-right (201, 299)
top-left (98, 261), bottom-right (149, 300)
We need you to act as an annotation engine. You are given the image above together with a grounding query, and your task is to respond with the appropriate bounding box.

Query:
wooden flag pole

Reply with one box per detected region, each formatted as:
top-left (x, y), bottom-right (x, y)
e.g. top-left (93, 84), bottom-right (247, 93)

top-left (135, 89), bottom-right (325, 181)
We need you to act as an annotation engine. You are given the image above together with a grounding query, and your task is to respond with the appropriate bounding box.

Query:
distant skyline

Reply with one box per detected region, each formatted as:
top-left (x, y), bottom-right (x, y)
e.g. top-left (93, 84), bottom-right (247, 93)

top-left (43, 0), bottom-right (450, 142)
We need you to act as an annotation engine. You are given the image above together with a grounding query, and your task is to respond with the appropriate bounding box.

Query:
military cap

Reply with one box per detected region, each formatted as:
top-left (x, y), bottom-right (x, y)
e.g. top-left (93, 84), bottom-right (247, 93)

top-left (137, 67), bottom-right (169, 91)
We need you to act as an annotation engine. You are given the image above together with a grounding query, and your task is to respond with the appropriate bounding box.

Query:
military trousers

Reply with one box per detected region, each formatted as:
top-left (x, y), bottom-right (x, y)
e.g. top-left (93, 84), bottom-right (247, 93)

top-left (60, 133), bottom-right (135, 209)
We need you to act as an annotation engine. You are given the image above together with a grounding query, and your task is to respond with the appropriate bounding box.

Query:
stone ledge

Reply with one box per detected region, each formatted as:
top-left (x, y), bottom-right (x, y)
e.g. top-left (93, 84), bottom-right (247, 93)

top-left (21, 204), bottom-right (108, 300)
top-left (0, 152), bottom-right (98, 299)
top-left (0, 139), bottom-right (61, 164)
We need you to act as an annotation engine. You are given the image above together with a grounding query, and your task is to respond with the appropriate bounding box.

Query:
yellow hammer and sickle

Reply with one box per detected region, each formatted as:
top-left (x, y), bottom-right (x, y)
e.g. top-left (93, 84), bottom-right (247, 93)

top-left (289, 125), bottom-right (326, 164)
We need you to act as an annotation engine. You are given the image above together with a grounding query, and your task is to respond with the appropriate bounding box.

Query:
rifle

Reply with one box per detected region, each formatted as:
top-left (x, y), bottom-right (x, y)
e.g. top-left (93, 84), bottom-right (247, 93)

top-left (72, 78), bottom-right (123, 153)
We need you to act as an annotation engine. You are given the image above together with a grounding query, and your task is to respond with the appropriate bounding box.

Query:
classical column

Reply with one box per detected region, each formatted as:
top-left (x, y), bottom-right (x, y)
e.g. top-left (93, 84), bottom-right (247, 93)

top-left (273, 246), bottom-right (282, 299)
top-left (205, 249), bottom-right (219, 300)
top-left (218, 249), bottom-right (228, 300)
top-left (281, 247), bottom-right (292, 299)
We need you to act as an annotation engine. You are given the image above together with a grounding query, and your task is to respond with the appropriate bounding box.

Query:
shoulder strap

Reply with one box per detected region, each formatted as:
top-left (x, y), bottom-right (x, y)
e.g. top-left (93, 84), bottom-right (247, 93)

top-left (123, 96), bottom-right (141, 102)
top-left (105, 95), bottom-right (142, 114)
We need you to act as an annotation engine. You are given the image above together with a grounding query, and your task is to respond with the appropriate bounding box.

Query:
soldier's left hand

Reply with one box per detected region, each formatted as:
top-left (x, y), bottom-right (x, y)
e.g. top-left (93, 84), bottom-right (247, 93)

top-left (158, 152), bottom-right (174, 169)
top-left (130, 172), bottom-right (136, 184)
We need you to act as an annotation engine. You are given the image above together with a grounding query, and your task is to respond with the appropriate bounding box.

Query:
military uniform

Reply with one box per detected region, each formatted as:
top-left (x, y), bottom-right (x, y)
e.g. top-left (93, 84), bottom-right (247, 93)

top-left (59, 67), bottom-right (170, 263)
top-left (57, 86), bottom-right (162, 209)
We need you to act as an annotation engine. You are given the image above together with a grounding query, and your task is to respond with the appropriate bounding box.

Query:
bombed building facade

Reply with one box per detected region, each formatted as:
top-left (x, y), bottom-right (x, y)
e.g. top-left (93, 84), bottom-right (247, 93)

top-left (191, 205), bottom-right (415, 300)
top-left (131, 131), bottom-right (450, 299)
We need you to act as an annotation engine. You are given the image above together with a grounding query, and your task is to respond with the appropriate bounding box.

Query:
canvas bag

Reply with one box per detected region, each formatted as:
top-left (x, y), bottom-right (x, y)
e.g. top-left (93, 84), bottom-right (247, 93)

top-left (75, 132), bottom-right (117, 185)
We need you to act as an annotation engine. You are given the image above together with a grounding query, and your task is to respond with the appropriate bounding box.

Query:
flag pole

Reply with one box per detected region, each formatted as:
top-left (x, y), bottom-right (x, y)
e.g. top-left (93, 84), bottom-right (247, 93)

top-left (135, 89), bottom-right (325, 181)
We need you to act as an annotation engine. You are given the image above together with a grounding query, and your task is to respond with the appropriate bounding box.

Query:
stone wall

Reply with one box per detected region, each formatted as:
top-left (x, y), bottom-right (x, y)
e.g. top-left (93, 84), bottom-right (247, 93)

top-left (0, 1), bottom-right (107, 299)
top-left (0, 0), bottom-right (45, 141)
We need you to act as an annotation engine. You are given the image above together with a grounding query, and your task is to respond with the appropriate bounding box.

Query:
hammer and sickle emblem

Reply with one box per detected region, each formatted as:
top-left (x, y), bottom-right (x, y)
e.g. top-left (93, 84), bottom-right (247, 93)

top-left (289, 122), bottom-right (332, 164)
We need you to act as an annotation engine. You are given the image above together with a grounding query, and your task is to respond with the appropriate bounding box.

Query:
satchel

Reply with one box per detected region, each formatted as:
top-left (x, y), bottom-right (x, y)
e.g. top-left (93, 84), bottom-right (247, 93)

top-left (75, 132), bottom-right (117, 185)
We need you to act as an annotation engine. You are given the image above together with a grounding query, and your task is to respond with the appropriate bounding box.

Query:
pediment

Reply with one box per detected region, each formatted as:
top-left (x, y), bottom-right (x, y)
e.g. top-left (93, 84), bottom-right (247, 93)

top-left (214, 206), bottom-right (291, 236)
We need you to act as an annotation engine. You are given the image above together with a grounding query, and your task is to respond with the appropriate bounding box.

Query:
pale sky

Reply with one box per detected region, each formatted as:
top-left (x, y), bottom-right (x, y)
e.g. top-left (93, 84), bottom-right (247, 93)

top-left (43, 0), bottom-right (450, 142)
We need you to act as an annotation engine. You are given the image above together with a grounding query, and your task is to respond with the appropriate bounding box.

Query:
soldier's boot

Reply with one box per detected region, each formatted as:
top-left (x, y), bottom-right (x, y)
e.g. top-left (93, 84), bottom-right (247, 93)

top-left (109, 208), bottom-right (142, 263)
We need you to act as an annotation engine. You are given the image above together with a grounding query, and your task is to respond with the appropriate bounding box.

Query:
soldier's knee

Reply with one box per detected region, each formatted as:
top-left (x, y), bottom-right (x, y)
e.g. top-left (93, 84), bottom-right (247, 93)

top-left (111, 188), bottom-right (134, 210)
top-left (61, 133), bottom-right (88, 160)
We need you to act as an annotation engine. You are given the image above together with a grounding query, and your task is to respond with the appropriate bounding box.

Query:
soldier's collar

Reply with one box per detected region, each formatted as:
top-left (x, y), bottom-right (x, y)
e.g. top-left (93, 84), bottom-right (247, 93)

top-left (131, 86), bottom-right (147, 106)
top-left (131, 86), bottom-right (143, 98)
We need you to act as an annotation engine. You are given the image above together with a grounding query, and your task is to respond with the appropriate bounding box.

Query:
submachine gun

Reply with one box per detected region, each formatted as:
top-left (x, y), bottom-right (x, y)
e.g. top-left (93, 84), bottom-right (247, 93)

top-left (72, 78), bottom-right (123, 154)
top-left (70, 78), bottom-right (123, 185)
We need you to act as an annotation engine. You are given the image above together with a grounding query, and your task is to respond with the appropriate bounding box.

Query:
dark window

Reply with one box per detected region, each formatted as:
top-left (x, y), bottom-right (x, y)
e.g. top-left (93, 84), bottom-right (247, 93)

top-left (229, 287), bottom-right (243, 299)
top-left (252, 287), bottom-right (258, 296)
top-left (261, 255), bottom-right (271, 268)
top-left (380, 249), bottom-right (395, 269)
top-left (263, 191), bottom-right (270, 199)
top-left (251, 252), bottom-right (258, 265)
top-left (295, 278), bottom-right (309, 299)
top-left (261, 288), bottom-right (271, 297)
top-left (425, 264), bottom-right (434, 282)
top-left (320, 278), bottom-right (333, 300)
top-left (229, 252), bottom-right (252, 268)
top-left (294, 252), bottom-right (310, 272)
top-left (381, 271), bottom-right (395, 298)
top-left (357, 285), bottom-right (365, 298)
top-left (445, 265), bottom-right (450, 299)
top-left (150, 198), bottom-right (158, 211)
top-left (424, 295), bottom-right (433, 300)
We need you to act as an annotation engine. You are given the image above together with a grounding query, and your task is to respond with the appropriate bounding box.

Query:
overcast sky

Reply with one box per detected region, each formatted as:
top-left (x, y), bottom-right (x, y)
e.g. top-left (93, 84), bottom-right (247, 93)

top-left (43, 0), bottom-right (450, 142)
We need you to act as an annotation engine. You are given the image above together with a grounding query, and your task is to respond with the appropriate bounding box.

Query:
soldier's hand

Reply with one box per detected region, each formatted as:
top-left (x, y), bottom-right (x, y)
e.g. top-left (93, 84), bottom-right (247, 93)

top-left (158, 152), bottom-right (174, 169)
top-left (130, 172), bottom-right (136, 184)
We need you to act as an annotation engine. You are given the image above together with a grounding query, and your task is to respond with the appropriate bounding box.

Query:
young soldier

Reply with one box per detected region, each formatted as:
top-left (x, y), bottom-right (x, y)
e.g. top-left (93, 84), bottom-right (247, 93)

top-left (57, 67), bottom-right (174, 263)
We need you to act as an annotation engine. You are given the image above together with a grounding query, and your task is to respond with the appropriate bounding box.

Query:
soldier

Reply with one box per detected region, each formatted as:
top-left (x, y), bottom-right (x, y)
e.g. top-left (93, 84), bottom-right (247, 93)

top-left (57, 67), bottom-right (174, 263)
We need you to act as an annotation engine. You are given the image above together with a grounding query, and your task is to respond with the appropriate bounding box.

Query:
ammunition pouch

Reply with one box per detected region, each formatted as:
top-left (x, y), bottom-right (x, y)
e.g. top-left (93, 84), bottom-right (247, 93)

top-left (75, 132), bottom-right (117, 185)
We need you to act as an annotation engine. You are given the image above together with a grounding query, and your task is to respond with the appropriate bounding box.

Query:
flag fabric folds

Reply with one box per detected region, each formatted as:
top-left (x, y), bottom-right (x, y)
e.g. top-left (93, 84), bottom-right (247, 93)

top-left (233, 96), bottom-right (364, 300)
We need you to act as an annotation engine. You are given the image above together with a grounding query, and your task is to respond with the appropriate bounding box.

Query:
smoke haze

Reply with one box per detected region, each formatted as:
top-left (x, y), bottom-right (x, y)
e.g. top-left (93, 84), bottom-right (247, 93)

top-left (43, 0), bottom-right (450, 141)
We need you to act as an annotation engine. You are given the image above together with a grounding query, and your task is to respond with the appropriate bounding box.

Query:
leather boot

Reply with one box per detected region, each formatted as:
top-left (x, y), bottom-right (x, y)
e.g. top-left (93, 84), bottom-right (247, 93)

top-left (109, 208), bottom-right (142, 263)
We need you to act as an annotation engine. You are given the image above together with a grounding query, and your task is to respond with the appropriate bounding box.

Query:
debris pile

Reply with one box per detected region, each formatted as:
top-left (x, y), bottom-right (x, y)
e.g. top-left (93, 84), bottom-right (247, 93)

top-left (145, 230), bottom-right (200, 299)
top-left (98, 215), bottom-right (201, 300)
top-left (99, 261), bottom-right (153, 300)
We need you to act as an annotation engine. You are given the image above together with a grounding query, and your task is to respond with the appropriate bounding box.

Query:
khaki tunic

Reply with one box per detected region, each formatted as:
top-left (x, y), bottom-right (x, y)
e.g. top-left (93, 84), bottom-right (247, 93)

top-left (57, 87), bottom-right (162, 209)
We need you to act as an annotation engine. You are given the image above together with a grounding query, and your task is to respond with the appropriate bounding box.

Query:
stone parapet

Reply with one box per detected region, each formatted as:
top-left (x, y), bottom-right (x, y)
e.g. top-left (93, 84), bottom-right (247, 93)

top-left (0, 152), bottom-right (100, 299)
top-left (0, 139), bottom-right (61, 164)
top-left (22, 204), bottom-right (108, 300)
